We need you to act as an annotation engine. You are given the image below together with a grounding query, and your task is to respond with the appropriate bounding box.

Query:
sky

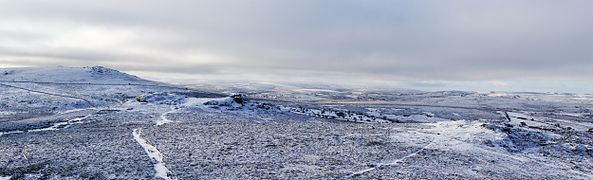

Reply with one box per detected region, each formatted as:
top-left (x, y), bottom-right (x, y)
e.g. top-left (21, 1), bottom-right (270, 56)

top-left (1, 0), bottom-right (592, 93)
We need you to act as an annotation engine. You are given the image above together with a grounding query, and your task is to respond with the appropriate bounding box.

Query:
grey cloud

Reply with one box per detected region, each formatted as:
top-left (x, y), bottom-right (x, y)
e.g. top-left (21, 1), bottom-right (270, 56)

top-left (1, 0), bottom-right (592, 92)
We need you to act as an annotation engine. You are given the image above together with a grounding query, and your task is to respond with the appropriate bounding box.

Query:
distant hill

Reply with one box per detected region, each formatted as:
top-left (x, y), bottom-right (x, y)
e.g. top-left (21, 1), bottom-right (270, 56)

top-left (1, 66), bottom-right (148, 84)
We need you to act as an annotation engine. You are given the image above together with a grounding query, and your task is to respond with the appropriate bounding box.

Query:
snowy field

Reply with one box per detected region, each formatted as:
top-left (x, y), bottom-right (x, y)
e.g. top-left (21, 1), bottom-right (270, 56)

top-left (1, 66), bottom-right (592, 179)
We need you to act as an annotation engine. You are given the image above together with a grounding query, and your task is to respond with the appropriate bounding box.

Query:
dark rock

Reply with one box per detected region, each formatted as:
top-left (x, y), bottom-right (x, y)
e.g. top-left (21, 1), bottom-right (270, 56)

top-left (231, 94), bottom-right (247, 104)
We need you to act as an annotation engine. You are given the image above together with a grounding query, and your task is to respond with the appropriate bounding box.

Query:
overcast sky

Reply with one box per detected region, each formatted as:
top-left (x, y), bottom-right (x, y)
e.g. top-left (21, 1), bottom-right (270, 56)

top-left (1, 0), bottom-right (592, 93)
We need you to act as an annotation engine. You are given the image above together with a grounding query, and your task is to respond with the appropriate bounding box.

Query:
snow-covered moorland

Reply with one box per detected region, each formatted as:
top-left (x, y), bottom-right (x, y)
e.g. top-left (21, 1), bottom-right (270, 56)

top-left (1, 66), bottom-right (592, 179)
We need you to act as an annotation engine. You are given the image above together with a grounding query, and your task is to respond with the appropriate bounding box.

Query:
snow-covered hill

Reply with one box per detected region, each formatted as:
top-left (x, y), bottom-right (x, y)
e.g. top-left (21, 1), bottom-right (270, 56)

top-left (1, 66), bottom-right (147, 84)
top-left (0, 66), bottom-right (222, 130)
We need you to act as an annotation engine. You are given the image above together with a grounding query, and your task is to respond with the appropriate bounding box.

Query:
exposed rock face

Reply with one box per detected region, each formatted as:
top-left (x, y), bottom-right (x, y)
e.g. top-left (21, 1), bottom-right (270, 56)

top-left (204, 94), bottom-right (247, 108)
top-left (231, 94), bottom-right (247, 104)
top-left (203, 94), bottom-right (273, 111)
top-left (84, 66), bottom-right (120, 75)
top-left (135, 92), bottom-right (187, 105)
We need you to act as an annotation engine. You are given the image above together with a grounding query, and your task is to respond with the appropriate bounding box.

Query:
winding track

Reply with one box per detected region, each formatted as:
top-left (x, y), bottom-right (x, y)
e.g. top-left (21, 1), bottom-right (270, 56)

top-left (339, 140), bottom-right (434, 179)
top-left (133, 128), bottom-right (174, 180)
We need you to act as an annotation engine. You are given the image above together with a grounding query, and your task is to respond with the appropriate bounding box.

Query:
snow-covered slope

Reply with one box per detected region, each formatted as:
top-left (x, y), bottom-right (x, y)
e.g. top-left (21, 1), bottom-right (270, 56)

top-left (1, 66), bottom-right (147, 84)
top-left (0, 66), bottom-right (222, 129)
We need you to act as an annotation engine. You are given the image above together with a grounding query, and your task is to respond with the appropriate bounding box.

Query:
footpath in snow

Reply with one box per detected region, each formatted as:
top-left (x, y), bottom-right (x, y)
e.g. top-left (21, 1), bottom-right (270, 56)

top-left (132, 128), bottom-right (174, 180)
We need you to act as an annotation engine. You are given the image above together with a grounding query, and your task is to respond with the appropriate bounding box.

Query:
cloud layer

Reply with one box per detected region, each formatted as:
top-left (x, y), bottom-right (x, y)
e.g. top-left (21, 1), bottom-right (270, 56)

top-left (1, 0), bottom-right (592, 92)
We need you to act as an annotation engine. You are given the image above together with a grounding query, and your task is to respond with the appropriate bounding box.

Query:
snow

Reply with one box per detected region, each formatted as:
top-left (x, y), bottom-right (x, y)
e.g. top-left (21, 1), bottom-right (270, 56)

top-left (278, 105), bottom-right (393, 123)
top-left (28, 114), bottom-right (92, 132)
top-left (505, 111), bottom-right (593, 132)
top-left (204, 97), bottom-right (245, 109)
top-left (384, 114), bottom-right (447, 123)
top-left (202, 95), bottom-right (275, 114)
top-left (59, 108), bottom-right (97, 115)
top-left (136, 92), bottom-right (186, 105)
top-left (0, 109), bottom-right (100, 137)
top-left (155, 97), bottom-right (212, 126)
top-left (0, 111), bottom-right (17, 116)
top-left (0, 176), bottom-right (11, 180)
top-left (2, 66), bottom-right (593, 179)
top-left (0, 66), bottom-right (146, 84)
top-left (505, 112), bottom-right (549, 128)
top-left (0, 130), bottom-right (25, 137)
top-left (345, 141), bottom-right (434, 178)
top-left (487, 93), bottom-right (519, 98)
top-left (426, 121), bottom-right (507, 148)
top-left (132, 128), bottom-right (174, 180)
top-left (156, 107), bottom-right (175, 126)
top-left (365, 108), bottom-right (381, 117)
top-left (555, 112), bottom-right (589, 117)
top-left (292, 88), bottom-right (339, 93)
